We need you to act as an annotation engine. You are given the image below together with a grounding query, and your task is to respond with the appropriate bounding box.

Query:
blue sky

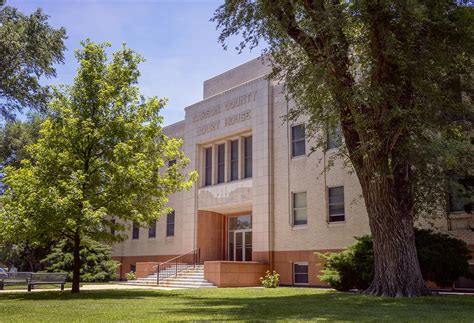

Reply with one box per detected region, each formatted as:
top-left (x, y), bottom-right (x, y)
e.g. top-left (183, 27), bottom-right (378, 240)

top-left (8, 0), bottom-right (263, 125)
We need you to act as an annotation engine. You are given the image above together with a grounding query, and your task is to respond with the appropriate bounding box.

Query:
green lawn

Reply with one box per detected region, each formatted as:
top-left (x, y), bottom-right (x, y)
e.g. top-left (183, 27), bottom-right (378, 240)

top-left (0, 287), bottom-right (473, 322)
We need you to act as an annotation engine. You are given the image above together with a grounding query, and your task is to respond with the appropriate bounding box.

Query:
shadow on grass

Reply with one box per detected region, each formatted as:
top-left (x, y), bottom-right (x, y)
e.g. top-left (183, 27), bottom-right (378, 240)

top-left (0, 289), bottom-right (181, 301)
top-left (1, 288), bottom-right (473, 321)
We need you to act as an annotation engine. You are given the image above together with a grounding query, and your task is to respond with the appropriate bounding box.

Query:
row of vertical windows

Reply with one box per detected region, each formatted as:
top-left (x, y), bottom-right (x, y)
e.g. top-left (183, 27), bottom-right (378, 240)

top-left (131, 211), bottom-right (175, 240)
top-left (291, 186), bottom-right (345, 225)
top-left (205, 147), bottom-right (213, 186)
top-left (291, 124), bottom-right (342, 158)
top-left (230, 140), bottom-right (239, 181)
top-left (217, 144), bottom-right (225, 184)
top-left (204, 136), bottom-right (252, 186)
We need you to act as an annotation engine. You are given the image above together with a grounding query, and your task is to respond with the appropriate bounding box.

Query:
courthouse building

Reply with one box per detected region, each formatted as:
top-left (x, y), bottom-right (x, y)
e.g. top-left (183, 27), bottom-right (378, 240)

top-left (112, 58), bottom-right (474, 287)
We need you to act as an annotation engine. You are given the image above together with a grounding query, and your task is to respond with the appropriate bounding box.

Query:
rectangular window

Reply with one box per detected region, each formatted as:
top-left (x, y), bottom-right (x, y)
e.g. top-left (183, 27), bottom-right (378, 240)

top-left (448, 174), bottom-right (473, 213)
top-left (148, 220), bottom-right (156, 238)
top-left (217, 144), bottom-right (225, 184)
top-left (328, 186), bottom-right (345, 222)
top-left (230, 140), bottom-right (239, 181)
top-left (327, 125), bottom-right (342, 150)
top-left (244, 136), bottom-right (252, 178)
top-left (291, 124), bottom-right (305, 157)
top-left (130, 264), bottom-right (136, 273)
top-left (294, 263), bottom-right (309, 285)
top-left (204, 147), bottom-right (212, 186)
top-left (166, 211), bottom-right (175, 237)
top-left (132, 222), bottom-right (139, 240)
top-left (292, 192), bottom-right (307, 225)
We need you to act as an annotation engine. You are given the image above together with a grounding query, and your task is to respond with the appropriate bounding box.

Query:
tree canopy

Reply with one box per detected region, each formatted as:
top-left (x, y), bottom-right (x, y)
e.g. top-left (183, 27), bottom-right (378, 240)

top-left (0, 40), bottom-right (198, 292)
top-left (0, 1), bottom-right (66, 120)
top-left (213, 0), bottom-right (473, 297)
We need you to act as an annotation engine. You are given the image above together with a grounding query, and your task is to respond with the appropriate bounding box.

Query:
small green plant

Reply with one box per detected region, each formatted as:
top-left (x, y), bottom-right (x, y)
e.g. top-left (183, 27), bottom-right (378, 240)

top-left (260, 270), bottom-right (280, 288)
top-left (126, 271), bottom-right (137, 281)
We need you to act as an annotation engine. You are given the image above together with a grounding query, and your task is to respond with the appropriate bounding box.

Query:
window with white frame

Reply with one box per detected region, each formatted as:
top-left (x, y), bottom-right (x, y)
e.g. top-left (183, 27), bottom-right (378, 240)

top-left (230, 140), bottom-right (239, 181)
top-left (244, 136), bottom-right (252, 178)
top-left (148, 220), bottom-right (156, 238)
top-left (293, 262), bottom-right (309, 285)
top-left (132, 221), bottom-right (139, 240)
top-left (291, 124), bottom-right (305, 157)
top-left (204, 147), bottom-right (212, 186)
top-left (292, 192), bottom-right (307, 225)
top-left (166, 210), bottom-right (175, 237)
top-left (328, 186), bottom-right (345, 222)
top-left (217, 144), bottom-right (225, 184)
top-left (327, 124), bottom-right (342, 150)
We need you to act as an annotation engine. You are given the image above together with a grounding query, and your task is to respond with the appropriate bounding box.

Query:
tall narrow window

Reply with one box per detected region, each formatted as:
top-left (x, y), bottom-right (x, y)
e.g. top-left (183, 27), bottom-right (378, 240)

top-left (293, 263), bottom-right (309, 285)
top-left (132, 222), bottom-right (139, 240)
top-left (217, 144), bottom-right (225, 184)
top-left (328, 186), bottom-right (345, 222)
top-left (292, 192), bottom-right (307, 225)
top-left (204, 147), bottom-right (212, 186)
top-left (230, 139), bottom-right (239, 181)
top-left (327, 124), bottom-right (342, 150)
top-left (291, 124), bottom-right (305, 157)
top-left (166, 211), bottom-right (175, 237)
top-left (244, 136), bottom-right (252, 178)
top-left (148, 220), bottom-right (156, 238)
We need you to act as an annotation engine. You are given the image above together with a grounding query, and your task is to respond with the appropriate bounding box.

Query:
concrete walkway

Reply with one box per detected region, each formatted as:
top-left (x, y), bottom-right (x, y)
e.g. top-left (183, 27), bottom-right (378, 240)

top-left (0, 284), bottom-right (180, 293)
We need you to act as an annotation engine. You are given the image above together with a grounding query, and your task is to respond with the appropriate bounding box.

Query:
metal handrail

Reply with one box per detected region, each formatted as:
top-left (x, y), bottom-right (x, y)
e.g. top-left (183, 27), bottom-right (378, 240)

top-left (154, 248), bottom-right (200, 285)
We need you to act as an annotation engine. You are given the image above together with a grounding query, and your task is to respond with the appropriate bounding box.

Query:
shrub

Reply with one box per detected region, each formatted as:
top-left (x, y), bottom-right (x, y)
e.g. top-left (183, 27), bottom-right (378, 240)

top-left (41, 238), bottom-right (119, 282)
top-left (318, 229), bottom-right (471, 291)
top-left (126, 271), bottom-right (137, 281)
top-left (260, 270), bottom-right (280, 288)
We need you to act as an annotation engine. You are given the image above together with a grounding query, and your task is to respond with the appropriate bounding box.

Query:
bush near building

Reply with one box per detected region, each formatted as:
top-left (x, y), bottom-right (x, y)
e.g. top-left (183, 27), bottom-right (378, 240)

top-left (318, 229), bottom-right (472, 291)
top-left (42, 238), bottom-right (119, 282)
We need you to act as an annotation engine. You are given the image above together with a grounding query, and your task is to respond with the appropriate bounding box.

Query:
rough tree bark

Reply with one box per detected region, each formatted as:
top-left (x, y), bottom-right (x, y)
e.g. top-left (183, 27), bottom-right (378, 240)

top-left (355, 157), bottom-right (429, 297)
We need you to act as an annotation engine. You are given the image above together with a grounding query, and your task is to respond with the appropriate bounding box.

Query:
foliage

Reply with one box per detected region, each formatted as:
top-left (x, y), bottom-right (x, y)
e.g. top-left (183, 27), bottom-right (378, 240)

top-left (319, 229), bottom-right (472, 291)
top-left (415, 229), bottom-right (472, 287)
top-left (126, 271), bottom-right (137, 281)
top-left (0, 2), bottom-right (66, 120)
top-left (213, 0), bottom-right (473, 297)
top-left (41, 238), bottom-right (119, 282)
top-left (260, 270), bottom-right (280, 288)
top-left (0, 113), bottom-right (43, 167)
top-left (0, 241), bottom-right (51, 272)
top-left (317, 235), bottom-right (373, 291)
top-left (0, 40), bottom-right (198, 292)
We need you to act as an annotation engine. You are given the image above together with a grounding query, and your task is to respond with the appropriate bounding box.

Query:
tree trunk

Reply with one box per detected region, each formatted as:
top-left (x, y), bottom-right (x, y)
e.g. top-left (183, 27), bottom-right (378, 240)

top-left (71, 232), bottom-right (81, 293)
top-left (357, 161), bottom-right (429, 297)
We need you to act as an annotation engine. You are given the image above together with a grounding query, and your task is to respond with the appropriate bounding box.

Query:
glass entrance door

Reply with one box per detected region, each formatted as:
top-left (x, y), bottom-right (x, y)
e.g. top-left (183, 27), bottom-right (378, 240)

top-left (228, 215), bottom-right (252, 261)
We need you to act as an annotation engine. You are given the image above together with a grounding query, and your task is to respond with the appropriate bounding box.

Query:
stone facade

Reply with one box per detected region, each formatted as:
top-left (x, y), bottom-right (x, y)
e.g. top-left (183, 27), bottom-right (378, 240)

top-left (112, 57), bottom-right (474, 287)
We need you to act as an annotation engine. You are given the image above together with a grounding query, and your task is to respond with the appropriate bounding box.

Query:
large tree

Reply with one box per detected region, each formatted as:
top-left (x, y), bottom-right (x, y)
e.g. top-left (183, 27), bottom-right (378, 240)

top-left (0, 40), bottom-right (198, 293)
top-left (0, 0), bottom-right (66, 120)
top-left (213, 1), bottom-right (473, 296)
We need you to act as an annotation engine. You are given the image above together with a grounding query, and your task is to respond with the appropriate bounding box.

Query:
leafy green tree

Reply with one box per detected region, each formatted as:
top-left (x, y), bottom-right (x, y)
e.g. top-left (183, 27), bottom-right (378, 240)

top-left (0, 40), bottom-right (198, 293)
top-left (0, 1), bottom-right (66, 120)
top-left (213, 1), bottom-right (473, 296)
top-left (319, 229), bottom-right (472, 291)
top-left (0, 241), bottom-right (51, 272)
top-left (42, 238), bottom-right (119, 282)
top-left (0, 114), bottom-right (43, 168)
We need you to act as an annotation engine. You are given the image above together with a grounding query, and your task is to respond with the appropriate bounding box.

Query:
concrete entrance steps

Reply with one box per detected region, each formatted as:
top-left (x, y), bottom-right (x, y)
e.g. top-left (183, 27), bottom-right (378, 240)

top-left (128, 265), bottom-right (216, 288)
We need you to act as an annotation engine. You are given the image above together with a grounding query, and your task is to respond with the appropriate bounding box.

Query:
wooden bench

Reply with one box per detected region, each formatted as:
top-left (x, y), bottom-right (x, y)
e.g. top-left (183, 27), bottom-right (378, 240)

top-left (27, 273), bottom-right (67, 292)
top-left (0, 272), bottom-right (32, 290)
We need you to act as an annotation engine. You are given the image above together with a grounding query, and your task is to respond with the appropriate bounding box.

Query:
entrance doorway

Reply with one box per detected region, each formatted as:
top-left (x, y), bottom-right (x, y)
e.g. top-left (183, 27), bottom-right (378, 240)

top-left (228, 215), bottom-right (252, 261)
